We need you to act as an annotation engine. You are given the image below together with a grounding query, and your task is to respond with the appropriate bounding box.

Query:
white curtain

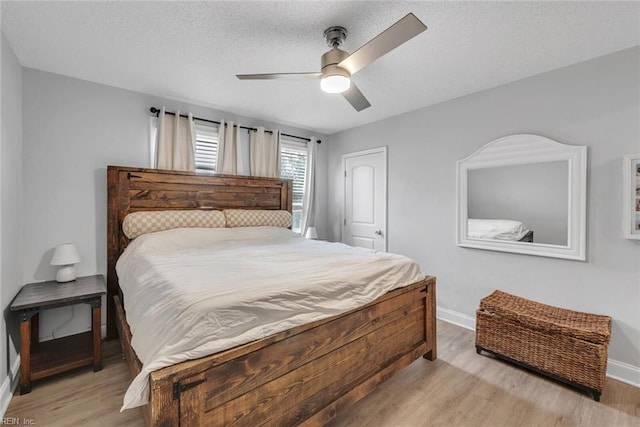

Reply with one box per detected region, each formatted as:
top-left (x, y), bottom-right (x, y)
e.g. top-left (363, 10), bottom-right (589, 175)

top-left (217, 120), bottom-right (239, 175)
top-left (155, 107), bottom-right (196, 171)
top-left (250, 127), bottom-right (281, 177)
top-left (236, 130), bottom-right (251, 176)
top-left (300, 137), bottom-right (317, 237)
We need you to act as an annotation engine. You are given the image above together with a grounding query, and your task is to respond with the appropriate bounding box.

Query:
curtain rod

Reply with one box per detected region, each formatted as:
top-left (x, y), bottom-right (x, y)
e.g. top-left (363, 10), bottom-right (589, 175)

top-left (149, 107), bottom-right (321, 144)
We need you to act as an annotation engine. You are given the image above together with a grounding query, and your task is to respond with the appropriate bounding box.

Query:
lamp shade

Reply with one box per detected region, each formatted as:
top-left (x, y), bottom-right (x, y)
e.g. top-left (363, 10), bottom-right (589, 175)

top-left (51, 243), bottom-right (81, 266)
top-left (305, 227), bottom-right (319, 239)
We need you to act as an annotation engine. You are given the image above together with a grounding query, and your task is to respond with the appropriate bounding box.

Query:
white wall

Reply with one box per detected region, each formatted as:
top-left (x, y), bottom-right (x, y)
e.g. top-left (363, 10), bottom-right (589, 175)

top-left (21, 69), bottom-right (328, 340)
top-left (1, 32), bottom-right (24, 409)
top-left (327, 48), bottom-right (640, 374)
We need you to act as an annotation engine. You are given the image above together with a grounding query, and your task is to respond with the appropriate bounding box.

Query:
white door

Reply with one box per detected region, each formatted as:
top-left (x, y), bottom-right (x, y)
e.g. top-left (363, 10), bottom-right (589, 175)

top-left (342, 147), bottom-right (387, 251)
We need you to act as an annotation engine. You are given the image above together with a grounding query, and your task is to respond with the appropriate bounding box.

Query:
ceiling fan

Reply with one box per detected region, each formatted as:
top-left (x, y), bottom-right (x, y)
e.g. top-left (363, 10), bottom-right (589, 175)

top-left (236, 13), bottom-right (427, 112)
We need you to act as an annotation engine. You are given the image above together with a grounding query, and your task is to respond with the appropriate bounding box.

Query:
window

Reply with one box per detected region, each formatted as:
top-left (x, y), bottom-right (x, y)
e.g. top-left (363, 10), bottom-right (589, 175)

top-left (280, 138), bottom-right (308, 233)
top-left (194, 123), bottom-right (219, 173)
top-left (150, 119), bottom-right (309, 233)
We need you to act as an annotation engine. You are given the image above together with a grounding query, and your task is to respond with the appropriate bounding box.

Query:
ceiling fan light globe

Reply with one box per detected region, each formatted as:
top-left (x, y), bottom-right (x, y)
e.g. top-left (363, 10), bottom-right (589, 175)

top-left (321, 75), bottom-right (351, 94)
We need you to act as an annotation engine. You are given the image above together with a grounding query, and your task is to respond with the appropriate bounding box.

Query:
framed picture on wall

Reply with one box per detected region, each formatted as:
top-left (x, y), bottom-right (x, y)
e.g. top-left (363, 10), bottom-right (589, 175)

top-left (623, 154), bottom-right (640, 239)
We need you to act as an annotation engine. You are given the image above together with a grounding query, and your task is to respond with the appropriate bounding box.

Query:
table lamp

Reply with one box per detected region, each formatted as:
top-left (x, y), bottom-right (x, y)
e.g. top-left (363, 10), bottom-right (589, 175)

top-left (51, 243), bottom-right (81, 283)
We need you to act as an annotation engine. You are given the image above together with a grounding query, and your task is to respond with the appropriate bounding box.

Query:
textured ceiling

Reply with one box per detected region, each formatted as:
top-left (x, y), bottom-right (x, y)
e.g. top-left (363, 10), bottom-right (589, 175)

top-left (2, 1), bottom-right (639, 134)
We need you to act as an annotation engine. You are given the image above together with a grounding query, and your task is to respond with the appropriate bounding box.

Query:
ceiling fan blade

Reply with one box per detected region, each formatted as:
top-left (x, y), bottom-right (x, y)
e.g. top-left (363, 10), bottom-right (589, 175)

top-left (236, 72), bottom-right (322, 80)
top-left (342, 82), bottom-right (371, 112)
top-left (338, 13), bottom-right (427, 75)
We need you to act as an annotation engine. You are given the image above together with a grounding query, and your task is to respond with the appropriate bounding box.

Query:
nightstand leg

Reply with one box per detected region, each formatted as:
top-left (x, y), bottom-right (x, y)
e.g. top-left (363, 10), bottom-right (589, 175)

top-left (92, 305), bottom-right (102, 372)
top-left (19, 318), bottom-right (32, 394)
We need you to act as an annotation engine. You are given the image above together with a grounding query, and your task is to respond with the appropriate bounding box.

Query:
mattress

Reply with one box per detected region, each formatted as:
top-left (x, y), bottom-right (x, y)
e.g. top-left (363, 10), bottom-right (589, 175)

top-left (116, 226), bottom-right (424, 409)
top-left (467, 218), bottom-right (530, 241)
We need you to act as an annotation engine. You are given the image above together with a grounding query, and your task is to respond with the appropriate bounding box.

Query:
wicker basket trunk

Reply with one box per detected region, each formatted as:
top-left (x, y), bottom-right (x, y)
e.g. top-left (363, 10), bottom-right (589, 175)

top-left (476, 290), bottom-right (611, 401)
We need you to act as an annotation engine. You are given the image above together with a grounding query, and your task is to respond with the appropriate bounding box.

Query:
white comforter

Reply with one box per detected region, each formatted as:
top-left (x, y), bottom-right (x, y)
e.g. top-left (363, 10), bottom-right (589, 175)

top-left (467, 219), bottom-right (529, 241)
top-left (116, 226), bottom-right (424, 409)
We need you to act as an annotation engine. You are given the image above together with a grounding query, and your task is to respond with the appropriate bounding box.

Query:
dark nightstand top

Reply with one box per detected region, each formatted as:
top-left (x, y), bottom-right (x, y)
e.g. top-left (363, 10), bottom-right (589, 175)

top-left (10, 275), bottom-right (105, 311)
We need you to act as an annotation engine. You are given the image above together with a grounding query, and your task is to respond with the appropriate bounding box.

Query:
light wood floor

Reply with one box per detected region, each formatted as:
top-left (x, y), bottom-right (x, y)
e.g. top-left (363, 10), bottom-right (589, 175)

top-left (6, 321), bottom-right (640, 426)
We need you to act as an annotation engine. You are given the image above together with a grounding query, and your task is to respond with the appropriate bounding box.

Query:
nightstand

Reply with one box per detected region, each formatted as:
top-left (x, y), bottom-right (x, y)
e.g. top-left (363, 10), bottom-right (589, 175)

top-left (10, 274), bottom-right (105, 394)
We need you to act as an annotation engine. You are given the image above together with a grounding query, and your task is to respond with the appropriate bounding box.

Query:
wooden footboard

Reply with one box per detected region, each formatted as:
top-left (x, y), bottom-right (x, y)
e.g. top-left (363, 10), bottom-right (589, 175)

top-left (115, 277), bottom-right (436, 426)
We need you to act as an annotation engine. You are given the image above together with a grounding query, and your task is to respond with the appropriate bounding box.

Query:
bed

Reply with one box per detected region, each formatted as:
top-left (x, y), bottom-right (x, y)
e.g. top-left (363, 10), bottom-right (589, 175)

top-left (107, 166), bottom-right (437, 426)
top-left (467, 219), bottom-right (533, 242)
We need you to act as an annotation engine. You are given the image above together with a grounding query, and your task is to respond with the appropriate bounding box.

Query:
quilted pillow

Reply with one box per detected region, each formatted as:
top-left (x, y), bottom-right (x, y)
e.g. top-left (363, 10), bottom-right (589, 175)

top-left (122, 210), bottom-right (226, 239)
top-left (224, 209), bottom-right (292, 228)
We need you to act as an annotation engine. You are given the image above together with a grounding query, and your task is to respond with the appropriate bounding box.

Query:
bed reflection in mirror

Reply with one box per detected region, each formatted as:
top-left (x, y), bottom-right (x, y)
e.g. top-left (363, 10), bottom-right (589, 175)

top-left (467, 161), bottom-right (569, 245)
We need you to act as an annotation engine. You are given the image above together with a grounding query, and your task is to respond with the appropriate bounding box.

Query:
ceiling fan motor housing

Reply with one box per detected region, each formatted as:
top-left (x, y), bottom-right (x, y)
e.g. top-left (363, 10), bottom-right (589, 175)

top-left (321, 47), bottom-right (349, 69)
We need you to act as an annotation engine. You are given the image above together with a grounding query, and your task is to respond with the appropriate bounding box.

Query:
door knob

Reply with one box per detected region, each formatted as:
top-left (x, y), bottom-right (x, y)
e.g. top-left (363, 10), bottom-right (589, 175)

top-left (374, 230), bottom-right (383, 236)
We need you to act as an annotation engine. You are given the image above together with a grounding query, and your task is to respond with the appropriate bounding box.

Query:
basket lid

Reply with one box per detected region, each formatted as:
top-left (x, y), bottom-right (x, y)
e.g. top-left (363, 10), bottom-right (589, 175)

top-left (479, 290), bottom-right (611, 345)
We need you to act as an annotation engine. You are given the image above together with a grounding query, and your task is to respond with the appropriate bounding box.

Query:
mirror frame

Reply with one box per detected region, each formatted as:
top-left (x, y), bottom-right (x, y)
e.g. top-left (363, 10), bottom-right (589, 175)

top-left (456, 134), bottom-right (587, 261)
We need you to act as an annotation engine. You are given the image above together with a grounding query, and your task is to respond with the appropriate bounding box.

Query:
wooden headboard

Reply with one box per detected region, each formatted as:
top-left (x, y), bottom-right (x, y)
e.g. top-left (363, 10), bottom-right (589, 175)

top-left (106, 166), bottom-right (292, 339)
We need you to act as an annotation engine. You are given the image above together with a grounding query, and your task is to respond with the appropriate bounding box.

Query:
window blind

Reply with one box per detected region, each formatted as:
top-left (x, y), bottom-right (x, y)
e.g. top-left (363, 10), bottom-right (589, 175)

top-left (194, 123), bottom-right (219, 173)
top-left (280, 138), bottom-right (308, 232)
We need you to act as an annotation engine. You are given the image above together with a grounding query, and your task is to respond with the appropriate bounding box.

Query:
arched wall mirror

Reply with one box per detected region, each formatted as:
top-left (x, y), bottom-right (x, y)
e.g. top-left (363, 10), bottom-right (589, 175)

top-left (456, 134), bottom-right (587, 260)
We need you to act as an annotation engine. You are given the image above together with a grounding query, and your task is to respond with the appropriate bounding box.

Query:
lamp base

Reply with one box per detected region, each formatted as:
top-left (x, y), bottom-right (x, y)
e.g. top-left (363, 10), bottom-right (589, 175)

top-left (56, 266), bottom-right (77, 283)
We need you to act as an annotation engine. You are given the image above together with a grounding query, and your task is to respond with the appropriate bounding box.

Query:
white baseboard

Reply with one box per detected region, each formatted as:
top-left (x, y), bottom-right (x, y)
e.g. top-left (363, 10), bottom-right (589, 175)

top-left (437, 306), bottom-right (640, 388)
top-left (437, 306), bottom-right (476, 330)
top-left (0, 356), bottom-right (21, 418)
top-left (606, 359), bottom-right (640, 387)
